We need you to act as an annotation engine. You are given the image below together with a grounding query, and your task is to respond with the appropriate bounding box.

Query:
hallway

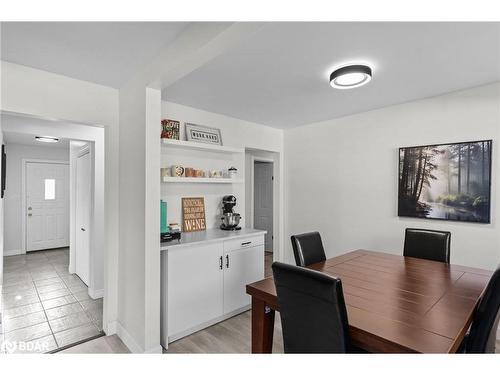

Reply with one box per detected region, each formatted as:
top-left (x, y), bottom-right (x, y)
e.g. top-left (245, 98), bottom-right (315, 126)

top-left (1, 248), bottom-right (103, 353)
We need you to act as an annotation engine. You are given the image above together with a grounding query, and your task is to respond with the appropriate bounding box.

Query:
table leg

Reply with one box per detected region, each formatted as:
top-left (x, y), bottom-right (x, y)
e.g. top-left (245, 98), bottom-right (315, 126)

top-left (251, 296), bottom-right (275, 353)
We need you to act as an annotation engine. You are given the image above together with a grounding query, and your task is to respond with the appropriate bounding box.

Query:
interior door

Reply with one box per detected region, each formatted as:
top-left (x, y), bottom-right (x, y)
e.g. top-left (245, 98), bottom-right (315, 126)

top-left (254, 161), bottom-right (274, 252)
top-left (75, 151), bottom-right (91, 285)
top-left (223, 245), bottom-right (264, 314)
top-left (26, 162), bottom-right (69, 251)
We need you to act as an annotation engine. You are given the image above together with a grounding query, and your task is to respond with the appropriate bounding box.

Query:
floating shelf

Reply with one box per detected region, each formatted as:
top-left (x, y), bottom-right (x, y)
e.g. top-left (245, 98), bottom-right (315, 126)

top-left (161, 139), bottom-right (244, 154)
top-left (162, 176), bottom-right (244, 184)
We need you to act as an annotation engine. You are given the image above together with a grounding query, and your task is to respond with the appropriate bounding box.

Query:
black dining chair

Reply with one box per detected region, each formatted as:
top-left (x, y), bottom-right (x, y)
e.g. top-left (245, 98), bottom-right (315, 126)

top-left (291, 231), bottom-right (326, 267)
top-left (461, 264), bottom-right (500, 353)
top-left (272, 261), bottom-right (351, 353)
top-left (403, 228), bottom-right (451, 263)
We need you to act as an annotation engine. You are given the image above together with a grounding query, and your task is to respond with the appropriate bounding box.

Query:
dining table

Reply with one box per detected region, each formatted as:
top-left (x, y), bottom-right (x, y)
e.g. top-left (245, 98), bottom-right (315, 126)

top-left (246, 249), bottom-right (493, 353)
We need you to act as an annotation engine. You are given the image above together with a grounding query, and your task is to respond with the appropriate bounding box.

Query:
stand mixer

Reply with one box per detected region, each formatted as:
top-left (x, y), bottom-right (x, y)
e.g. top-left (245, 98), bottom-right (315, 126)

top-left (220, 195), bottom-right (241, 231)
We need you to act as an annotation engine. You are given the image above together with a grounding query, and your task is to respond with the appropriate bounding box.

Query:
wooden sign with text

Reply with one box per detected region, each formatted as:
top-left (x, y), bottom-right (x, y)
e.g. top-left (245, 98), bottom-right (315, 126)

top-left (182, 197), bottom-right (206, 232)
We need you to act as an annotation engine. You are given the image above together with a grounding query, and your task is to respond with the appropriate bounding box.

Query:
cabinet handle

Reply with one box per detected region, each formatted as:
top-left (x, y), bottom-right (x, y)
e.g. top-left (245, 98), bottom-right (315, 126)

top-left (226, 254), bottom-right (229, 268)
top-left (241, 241), bottom-right (251, 246)
top-left (219, 256), bottom-right (223, 270)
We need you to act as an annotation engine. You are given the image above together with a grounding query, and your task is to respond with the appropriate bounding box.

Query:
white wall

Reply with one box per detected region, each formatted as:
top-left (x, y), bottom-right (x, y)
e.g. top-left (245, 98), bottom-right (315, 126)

top-left (0, 61), bottom-right (119, 333)
top-left (285, 82), bottom-right (500, 270)
top-left (3, 143), bottom-right (69, 255)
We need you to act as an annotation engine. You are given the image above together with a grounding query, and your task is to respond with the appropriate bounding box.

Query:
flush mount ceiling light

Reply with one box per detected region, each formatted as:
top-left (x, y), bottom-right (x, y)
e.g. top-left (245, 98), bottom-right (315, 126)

top-left (330, 64), bottom-right (372, 89)
top-left (35, 136), bottom-right (59, 143)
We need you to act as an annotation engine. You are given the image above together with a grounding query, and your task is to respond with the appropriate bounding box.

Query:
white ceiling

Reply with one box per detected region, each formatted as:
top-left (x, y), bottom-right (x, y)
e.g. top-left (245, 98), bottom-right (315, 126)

top-left (1, 22), bottom-right (189, 88)
top-left (1, 22), bottom-right (499, 129)
top-left (164, 22), bottom-right (500, 128)
top-left (3, 131), bottom-right (70, 149)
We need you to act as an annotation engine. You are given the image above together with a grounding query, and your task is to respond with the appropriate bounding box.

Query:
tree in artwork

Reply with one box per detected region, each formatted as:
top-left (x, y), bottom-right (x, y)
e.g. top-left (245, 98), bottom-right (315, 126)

top-left (398, 140), bottom-right (491, 223)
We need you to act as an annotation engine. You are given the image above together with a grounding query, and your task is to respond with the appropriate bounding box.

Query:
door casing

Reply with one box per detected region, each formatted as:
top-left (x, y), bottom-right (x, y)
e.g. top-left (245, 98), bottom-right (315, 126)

top-left (249, 156), bottom-right (276, 259)
top-left (253, 161), bottom-right (274, 252)
top-left (75, 149), bottom-right (91, 285)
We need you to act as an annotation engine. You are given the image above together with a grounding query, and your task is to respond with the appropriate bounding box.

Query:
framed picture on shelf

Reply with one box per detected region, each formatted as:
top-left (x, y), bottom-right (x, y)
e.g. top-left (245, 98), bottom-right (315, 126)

top-left (398, 139), bottom-right (492, 223)
top-left (161, 119), bottom-right (180, 140)
top-left (185, 123), bottom-right (222, 145)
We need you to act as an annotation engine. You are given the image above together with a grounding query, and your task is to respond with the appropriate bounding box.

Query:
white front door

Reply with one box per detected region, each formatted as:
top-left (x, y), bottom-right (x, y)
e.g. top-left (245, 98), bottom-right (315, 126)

top-left (254, 161), bottom-right (274, 252)
top-left (26, 162), bottom-right (70, 251)
top-left (75, 151), bottom-right (91, 285)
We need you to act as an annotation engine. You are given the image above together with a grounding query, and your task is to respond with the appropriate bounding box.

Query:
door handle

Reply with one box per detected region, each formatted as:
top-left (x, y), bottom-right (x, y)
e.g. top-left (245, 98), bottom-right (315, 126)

top-left (226, 254), bottom-right (229, 268)
top-left (28, 213), bottom-right (32, 217)
top-left (219, 256), bottom-right (223, 270)
top-left (241, 241), bottom-right (251, 246)
top-left (81, 228), bottom-right (86, 232)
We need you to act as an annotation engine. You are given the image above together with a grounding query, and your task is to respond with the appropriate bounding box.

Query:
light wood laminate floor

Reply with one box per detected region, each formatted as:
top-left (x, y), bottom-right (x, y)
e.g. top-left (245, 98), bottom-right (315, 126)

top-left (62, 311), bottom-right (500, 354)
top-left (165, 310), bottom-right (284, 353)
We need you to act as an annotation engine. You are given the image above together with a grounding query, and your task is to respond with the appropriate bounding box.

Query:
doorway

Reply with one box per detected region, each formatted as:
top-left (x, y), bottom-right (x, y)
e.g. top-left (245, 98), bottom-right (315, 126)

top-left (24, 160), bottom-right (70, 252)
top-left (253, 160), bottom-right (274, 277)
top-left (1, 113), bottom-right (104, 353)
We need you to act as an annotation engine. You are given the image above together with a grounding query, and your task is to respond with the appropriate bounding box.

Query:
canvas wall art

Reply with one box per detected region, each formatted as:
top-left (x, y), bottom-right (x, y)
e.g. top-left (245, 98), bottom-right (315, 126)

top-left (398, 140), bottom-right (492, 223)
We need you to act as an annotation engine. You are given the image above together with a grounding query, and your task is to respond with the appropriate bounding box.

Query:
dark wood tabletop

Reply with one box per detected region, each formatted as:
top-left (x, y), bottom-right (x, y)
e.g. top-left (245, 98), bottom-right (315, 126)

top-left (246, 249), bottom-right (493, 353)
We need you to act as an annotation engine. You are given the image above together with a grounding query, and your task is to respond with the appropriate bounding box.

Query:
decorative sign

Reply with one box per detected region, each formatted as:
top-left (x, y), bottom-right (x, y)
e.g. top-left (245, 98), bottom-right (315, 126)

top-left (185, 123), bottom-right (223, 145)
top-left (182, 197), bottom-right (207, 232)
top-left (161, 119), bottom-right (180, 140)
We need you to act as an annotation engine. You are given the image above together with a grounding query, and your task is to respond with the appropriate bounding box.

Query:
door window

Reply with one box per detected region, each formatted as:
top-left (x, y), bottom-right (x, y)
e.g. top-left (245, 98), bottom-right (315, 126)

top-left (44, 179), bottom-right (56, 200)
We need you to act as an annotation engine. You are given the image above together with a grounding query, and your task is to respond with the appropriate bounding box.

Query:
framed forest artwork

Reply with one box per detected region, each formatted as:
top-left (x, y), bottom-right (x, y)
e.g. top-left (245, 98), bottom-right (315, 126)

top-left (398, 140), bottom-right (492, 223)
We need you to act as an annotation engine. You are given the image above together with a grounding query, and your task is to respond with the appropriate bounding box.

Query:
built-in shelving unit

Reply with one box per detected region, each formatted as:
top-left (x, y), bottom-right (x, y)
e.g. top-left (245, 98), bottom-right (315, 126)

top-left (160, 133), bottom-right (245, 230)
top-left (162, 176), bottom-right (244, 184)
top-left (161, 139), bottom-right (244, 154)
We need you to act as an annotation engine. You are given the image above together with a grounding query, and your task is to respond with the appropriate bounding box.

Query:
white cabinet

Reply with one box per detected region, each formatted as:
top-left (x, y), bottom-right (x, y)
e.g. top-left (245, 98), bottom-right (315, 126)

top-left (223, 245), bottom-right (265, 314)
top-left (163, 232), bottom-right (265, 345)
top-left (167, 242), bottom-right (224, 340)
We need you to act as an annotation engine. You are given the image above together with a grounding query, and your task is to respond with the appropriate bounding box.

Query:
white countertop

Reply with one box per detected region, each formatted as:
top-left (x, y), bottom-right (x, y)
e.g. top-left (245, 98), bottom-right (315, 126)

top-left (160, 228), bottom-right (267, 251)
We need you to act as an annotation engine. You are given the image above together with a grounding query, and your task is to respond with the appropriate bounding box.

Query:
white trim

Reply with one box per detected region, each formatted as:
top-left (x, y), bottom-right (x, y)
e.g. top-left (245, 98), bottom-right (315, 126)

top-left (21, 158), bottom-right (70, 254)
top-left (116, 321), bottom-right (143, 353)
top-left (144, 345), bottom-right (163, 354)
top-left (250, 156), bottom-right (276, 258)
top-left (3, 249), bottom-right (23, 256)
top-left (88, 288), bottom-right (104, 299)
top-left (105, 320), bottom-right (117, 335)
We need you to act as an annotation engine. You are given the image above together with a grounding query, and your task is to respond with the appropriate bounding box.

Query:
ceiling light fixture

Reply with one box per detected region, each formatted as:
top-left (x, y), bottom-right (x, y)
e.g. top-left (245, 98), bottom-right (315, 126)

top-left (35, 136), bottom-right (59, 143)
top-left (330, 64), bottom-right (372, 89)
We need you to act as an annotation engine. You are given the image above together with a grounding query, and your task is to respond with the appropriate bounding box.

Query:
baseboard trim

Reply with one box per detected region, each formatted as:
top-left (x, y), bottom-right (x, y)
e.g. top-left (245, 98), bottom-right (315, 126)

top-left (115, 322), bottom-right (163, 353)
top-left (4, 249), bottom-right (24, 256)
top-left (105, 320), bottom-right (117, 335)
top-left (167, 305), bottom-right (250, 345)
top-left (88, 288), bottom-right (104, 299)
top-left (144, 345), bottom-right (163, 354)
top-left (116, 321), bottom-right (143, 353)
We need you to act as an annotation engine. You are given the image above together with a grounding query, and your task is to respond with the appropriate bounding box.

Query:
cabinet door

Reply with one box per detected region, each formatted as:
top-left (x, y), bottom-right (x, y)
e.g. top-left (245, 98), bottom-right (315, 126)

top-left (223, 245), bottom-right (264, 314)
top-left (168, 242), bottom-right (223, 338)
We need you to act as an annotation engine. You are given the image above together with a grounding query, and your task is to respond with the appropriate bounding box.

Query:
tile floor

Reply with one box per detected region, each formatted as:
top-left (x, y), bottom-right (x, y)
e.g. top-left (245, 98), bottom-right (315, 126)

top-left (1, 248), bottom-right (103, 354)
